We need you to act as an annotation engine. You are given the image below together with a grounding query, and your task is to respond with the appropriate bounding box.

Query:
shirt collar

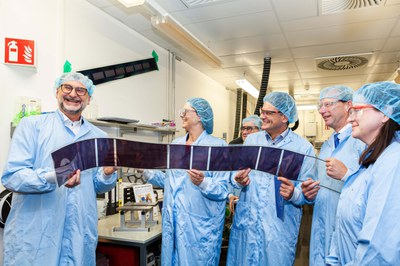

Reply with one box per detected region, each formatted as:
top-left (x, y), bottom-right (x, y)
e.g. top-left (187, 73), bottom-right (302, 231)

top-left (61, 113), bottom-right (83, 126)
top-left (265, 128), bottom-right (290, 145)
top-left (61, 112), bottom-right (83, 135)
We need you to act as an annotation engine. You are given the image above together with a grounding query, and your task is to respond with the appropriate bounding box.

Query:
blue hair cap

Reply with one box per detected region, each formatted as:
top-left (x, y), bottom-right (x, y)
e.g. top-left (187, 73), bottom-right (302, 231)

top-left (320, 85), bottom-right (353, 101)
top-left (242, 115), bottom-right (262, 129)
top-left (187, 98), bottom-right (214, 134)
top-left (353, 81), bottom-right (400, 125)
top-left (54, 72), bottom-right (95, 96)
top-left (263, 92), bottom-right (298, 123)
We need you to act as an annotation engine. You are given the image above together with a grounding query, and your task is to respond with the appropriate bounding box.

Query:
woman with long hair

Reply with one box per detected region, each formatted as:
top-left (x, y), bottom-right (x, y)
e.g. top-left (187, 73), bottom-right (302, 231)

top-left (327, 81), bottom-right (400, 265)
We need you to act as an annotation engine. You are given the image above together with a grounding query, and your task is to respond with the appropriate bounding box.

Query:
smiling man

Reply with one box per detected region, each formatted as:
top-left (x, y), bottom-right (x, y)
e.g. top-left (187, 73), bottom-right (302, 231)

top-left (227, 92), bottom-right (317, 265)
top-left (302, 85), bottom-right (365, 265)
top-left (2, 72), bottom-right (117, 265)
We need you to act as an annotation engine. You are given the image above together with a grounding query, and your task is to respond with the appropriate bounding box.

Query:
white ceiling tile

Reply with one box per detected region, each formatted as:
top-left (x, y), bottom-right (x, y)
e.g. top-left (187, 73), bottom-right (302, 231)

top-left (101, 5), bottom-right (153, 31)
top-left (292, 39), bottom-right (385, 59)
top-left (211, 34), bottom-right (287, 56)
top-left (270, 62), bottom-right (298, 73)
top-left (370, 63), bottom-right (398, 74)
top-left (171, 0), bottom-right (272, 24)
top-left (271, 0), bottom-right (318, 21)
top-left (281, 6), bottom-right (400, 32)
top-left (285, 18), bottom-right (396, 48)
top-left (185, 11), bottom-right (280, 41)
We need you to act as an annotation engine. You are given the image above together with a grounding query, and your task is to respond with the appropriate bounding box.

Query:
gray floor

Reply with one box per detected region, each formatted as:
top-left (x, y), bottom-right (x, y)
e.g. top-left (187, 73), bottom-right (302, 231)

top-left (294, 204), bottom-right (313, 266)
top-left (220, 204), bottom-right (313, 266)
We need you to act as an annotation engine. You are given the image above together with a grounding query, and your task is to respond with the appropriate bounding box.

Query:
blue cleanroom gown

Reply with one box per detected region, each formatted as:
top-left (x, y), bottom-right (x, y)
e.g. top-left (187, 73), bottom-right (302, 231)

top-left (2, 110), bottom-right (117, 266)
top-left (326, 132), bottom-right (400, 265)
top-left (310, 125), bottom-right (365, 266)
top-left (227, 129), bottom-right (317, 266)
top-left (146, 131), bottom-right (230, 266)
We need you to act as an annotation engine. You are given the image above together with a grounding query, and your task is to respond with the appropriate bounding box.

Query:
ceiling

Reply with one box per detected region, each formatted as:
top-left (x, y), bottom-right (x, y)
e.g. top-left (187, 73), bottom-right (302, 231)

top-left (87, 0), bottom-right (400, 104)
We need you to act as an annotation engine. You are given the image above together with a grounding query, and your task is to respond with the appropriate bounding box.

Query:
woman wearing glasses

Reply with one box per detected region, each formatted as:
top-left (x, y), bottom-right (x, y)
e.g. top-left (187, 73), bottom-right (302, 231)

top-left (144, 98), bottom-right (230, 266)
top-left (327, 81), bottom-right (400, 265)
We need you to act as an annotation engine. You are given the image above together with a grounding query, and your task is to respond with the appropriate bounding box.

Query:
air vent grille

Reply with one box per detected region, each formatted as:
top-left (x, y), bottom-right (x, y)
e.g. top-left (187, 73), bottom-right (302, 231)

top-left (321, 0), bottom-right (384, 14)
top-left (315, 53), bottom-right (372, 71)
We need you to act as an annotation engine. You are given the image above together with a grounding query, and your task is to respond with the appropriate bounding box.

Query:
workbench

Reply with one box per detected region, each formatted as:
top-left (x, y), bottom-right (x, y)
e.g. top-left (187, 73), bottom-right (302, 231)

top-left (97, 213), bottom-right (162, 266)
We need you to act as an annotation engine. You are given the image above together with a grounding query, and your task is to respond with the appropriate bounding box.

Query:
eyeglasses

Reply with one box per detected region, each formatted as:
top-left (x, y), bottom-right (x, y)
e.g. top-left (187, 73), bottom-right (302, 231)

top-left (60, 84), bottom-right (88, 96)
top-left (318, 100), bottom-right (340, 110)
top-left (348, 105), bottom-right (375, 117)
top-left (241, 126), bottom-right (258, 132)
top-left (179, 109), bottom-right (197, 117)
top-left (259, 108), bottom-right (281, 116)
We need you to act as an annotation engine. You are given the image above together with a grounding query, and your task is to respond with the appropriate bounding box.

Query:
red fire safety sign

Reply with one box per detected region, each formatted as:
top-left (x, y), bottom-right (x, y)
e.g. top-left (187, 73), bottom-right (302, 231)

top-left (4, 38), bottom-right (36, 66)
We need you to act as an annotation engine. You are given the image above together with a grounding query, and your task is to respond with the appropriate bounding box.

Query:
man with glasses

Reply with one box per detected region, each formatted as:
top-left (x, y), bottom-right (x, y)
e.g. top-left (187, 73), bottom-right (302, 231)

top-left (227, 92), bottom-right (317, 265)
top-left (2, 72), bottom-right (118, 265)
top-left (229, 115), bottom-right (262, 144)
top-left (301, 85), bottom-right (365, 266)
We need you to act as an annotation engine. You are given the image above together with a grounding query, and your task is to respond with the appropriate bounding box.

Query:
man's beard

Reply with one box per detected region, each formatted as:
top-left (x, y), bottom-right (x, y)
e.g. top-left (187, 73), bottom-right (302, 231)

top-left (59, 96), bottom-right (86, 115)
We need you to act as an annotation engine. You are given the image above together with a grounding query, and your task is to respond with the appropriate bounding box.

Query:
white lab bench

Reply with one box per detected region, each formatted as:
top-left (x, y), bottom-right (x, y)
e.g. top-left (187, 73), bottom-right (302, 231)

top-left (97, 213), bottom-right (162, 266)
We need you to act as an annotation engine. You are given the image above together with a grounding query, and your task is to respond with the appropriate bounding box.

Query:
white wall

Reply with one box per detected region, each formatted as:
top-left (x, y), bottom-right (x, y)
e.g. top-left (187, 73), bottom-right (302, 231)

top-left (0, 0), bottom-right (236, 262)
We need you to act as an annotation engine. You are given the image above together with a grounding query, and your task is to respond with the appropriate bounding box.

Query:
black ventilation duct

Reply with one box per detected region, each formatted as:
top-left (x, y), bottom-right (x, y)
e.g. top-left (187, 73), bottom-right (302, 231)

top-left (242, 92), bottom-right (247, 121)
top-left (233, 89), bottom-right (242, 139)
top-left (254, 57), bottom-right (271, 115)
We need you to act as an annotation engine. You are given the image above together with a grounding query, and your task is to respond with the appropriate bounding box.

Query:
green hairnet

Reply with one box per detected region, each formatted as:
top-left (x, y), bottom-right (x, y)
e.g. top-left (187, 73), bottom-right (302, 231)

top-left (54, 72), bottom-right (95, 96)
top-left (187, 98), bottom-right (214, 134)
top-left (243, 115), bottom-right (262, 129)
top-left (263, 92), bottom-right (298, 123)
top-left (353, 81), bottom-right (400, 125)
top-left (320, 85), bottom-right (353, 101)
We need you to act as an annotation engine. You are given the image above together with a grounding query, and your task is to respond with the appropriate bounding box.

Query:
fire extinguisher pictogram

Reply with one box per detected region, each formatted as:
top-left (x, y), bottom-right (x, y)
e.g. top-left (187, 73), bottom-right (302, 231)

top-left (7, 40), bottom-right (18, 62)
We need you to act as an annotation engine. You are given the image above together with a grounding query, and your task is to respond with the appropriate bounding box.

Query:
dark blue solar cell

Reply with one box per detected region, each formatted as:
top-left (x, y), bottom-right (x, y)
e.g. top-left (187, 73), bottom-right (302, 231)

top-left (116, 139), bottom-right (168, 169)
top-left (228, 146), bottom-right (259, 170)
top-left (97, 138), bottom-right (115, 167)
top-left (209, 146), bottom-right (231, 171)
top-left (257, 147), bottom-right (282, 176)
top-left (52, 139), bottom-right (96, 186)
top-left (169, 144), bottom-right (191, 169)
top-left (278, 150), bottom-right (305, 180)
top-left (192, 146), bottom-right (209, 170)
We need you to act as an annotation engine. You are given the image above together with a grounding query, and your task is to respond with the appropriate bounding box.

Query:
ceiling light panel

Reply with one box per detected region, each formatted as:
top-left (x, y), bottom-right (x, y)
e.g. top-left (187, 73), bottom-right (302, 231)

top-left (179, 0), bottom-right (234, 8)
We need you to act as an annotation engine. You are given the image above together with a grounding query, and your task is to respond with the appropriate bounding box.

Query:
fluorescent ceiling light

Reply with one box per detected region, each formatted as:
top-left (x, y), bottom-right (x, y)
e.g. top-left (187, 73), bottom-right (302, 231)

top-left (118, 0), bottom-right (222, 68)
top-left (118, 0), bottom-right (145, 8)
top-left (151, 15), bottom-right (222, 68)
top-left (235, 79), bottom-right (259, 98)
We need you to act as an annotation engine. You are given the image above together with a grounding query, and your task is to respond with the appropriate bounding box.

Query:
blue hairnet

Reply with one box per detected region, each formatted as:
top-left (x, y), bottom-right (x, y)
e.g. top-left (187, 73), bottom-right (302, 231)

top-left (320, 85), bottom-right (353, 101)
top-left (263, 92), bottom-right (298, 123)
top-left (353, 81), bottom-right (400, 125)
top-left (187, 98), bottom-right (214, 134)
top-left (243, 115), bottom-right (262, 129)
top-left (54, 72), bottom-right (95, 96)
